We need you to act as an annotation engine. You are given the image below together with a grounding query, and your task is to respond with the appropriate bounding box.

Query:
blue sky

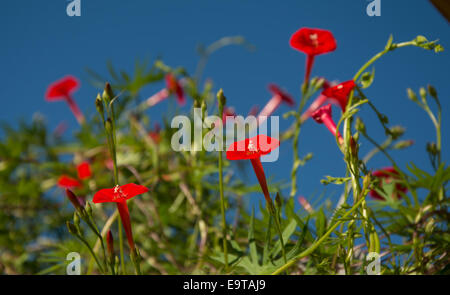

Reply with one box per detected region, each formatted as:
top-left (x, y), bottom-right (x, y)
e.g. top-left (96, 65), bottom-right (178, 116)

top-left (1, 0), bottom-right (449, 207)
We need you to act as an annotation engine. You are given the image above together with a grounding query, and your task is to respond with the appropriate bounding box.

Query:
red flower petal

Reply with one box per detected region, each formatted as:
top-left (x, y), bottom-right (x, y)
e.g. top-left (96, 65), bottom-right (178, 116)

top-left (77, 162), bottom-right (92, 180)
top-left (165, 73), bottom-right (185, 106)
top-left (311, 104), bottom-right (332, 124)
top-left (290, 28), bottom-right (337, 56)
top-left (45, 76), bottom-right (80, 101)
top-left (226, 134), bottom-right (280, 161)
top-left (321, 80), bottom-right (356, 112)
top-left (268, 84), bottom-right (295, 106)
top-left (369, 167), bottom-right (407, 200)
top-left (222, 107), bottom-right (236, 123)
top-left (57, 175), bottom-right (82, 188)
top-left (93, 183), bottom-right (149, 203)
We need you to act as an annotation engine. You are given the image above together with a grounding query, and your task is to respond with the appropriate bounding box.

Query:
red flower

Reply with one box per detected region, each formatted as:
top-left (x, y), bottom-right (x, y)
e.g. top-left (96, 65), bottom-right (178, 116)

top-left (248, 105), bottom-right (259, 117)
top-left (45, 76), bottom-right (85, 125)
top-left (369, 167), bottom-right (407, 200)
top-left (222, 107), bottom-right (236, 123)
top-left (145, 74), bottom-right (186, 107)
top-left (93, 184), bottom-right (148, 250)
top-left (321, 80), bottom-right (356, 112)
top-left (226, 135), bottom-right (279, 205)
top-left (77, 162), bottom-right (92, 180)
top-left (300, 79), bottom-right (331, 122)
top-left (165, 73), bottom-right (185, 106)
top-left (58, 175), bottom-right (82, 189)
top-left (257, 84), bottom-right (294, 125)
top-left (311, 104), bottom-right (343, 145)
top-left (148, 123), bottom-right (162, 144)
top-left (290, 28), bottom-right (337, 83)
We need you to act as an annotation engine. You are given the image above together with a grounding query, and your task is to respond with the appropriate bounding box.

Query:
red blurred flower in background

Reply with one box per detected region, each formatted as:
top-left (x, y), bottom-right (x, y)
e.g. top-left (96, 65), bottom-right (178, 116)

top-left (226, 135), bottom-right (279, 205)
top-left (145, 73), bottom-right (186, 107)
top-left (369, 167), bottom-right (408, 200)
top-left (93, 183), bottom-right (148, 250)
top-left (57, 162), bottom-right (92, 189)
top-left (45, 75), bottom-right (85, 125)
top-left (257, 84), bottom-right (294, 125)
top-left (290, 28), bottom-right (337, 83)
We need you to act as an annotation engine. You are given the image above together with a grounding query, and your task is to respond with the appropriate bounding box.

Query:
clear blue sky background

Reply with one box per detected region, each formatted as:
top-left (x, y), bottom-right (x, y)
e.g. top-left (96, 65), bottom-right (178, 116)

top-left (1, 0), bottom-right (449, 208)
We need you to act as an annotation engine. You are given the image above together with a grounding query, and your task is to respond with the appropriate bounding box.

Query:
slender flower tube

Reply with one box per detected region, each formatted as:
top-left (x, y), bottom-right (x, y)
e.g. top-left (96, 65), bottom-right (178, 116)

top-left (226, 134), bottom-right (280, 206)
top-left (145, 74), bottom-right (185, 107)
top-left (369, 167), bottom-right (408, 200)
top-left (311, 104), bottom-right (344, 145)
top-left (45, 76), bottom-right (85, 125)
top-left (93, 183), bottom-right (148, 251)
top-left (289, 28), bottom-right (337, 83)
top-left (257, 84), bottom-right (294, 125)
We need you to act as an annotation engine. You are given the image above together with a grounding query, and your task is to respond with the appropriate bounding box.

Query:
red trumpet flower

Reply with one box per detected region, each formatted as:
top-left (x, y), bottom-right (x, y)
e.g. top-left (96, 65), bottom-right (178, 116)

top-left (290, 28), bottom-right (337, 83)
top-left (226, 135), bottom-right (280, 205)
top-left (321, 80), bottom-right (356, 112)
top-left (369, 167), bottom-right (407, 200)
top-left (165, 73), bottom-right (185, 106)
top-left (58, 175), bottom-right (82, 189)
top-left (145, 74), bottom-right (185, 107)
top-left (257, 84), bottom-right (295, 125)
top-left (311, 104), bottom-right (343, 145)
top-left (77, 161), bottom-right (92, 180)
top-left (93, 184), bottom-right (148, 250)
top-left (45, 75), bottom-right (85, 125)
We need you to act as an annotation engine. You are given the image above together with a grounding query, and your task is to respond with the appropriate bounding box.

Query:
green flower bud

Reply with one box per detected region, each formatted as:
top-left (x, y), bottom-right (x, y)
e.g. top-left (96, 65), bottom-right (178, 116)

top-left (389, 126), bottom-right (405, 140)
top-left (66, 221), bottom-right (78, 235)
top-left (86, 201), bottom-right (93, 216)
top-left (275, 192), bottom-right (282, 209)
top-left (407, 88), bottom-right (418, 102)
top-left (105, 118), bottom-right (113, 133)
top-left (427, 85), bottom-right (437, 98)
top-left (217, 89), bottom-right (226, 107)
top-left (102, 82), bottom-right (114, 104)
top-left (95, 94), bottom-right (104, 115)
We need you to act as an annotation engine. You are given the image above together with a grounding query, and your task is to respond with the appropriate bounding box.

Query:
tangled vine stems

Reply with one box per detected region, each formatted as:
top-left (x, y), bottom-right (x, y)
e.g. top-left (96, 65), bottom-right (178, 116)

top-left (336, 34), bottom-right (444, 271)
top-left (271, 174), bottom-right (372, 275)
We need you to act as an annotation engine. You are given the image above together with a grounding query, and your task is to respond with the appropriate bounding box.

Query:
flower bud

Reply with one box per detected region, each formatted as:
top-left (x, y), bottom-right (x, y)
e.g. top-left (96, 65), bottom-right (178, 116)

top-left (217, 89), bottom-right (226, 107)
top-left (66, 189), bottom-right (84, 212)
top-left (389, 126), bottom-right (405, 140)
top-left (102, 82), bottom-right (114, 104)
top-left (66, 221), bottom-right (78, 235)
top-left (106, 230), bottom-right (115, 262)
top-left (393, 140), bottom-right (414, 150)
top-left (95, 94), bottom-right (104, 115)
top-left (85, 201), bottom-right (93, 216)
top-left (419, 87), bottom-right (427, 102)
top-left (275, 192), bottom-right (282, 210)
top-left (428, 85), bottom-right (437, 98)
top-left (426, 142), bottom-right (438, 156)
top-left (407, 88), bottom-right (418, 103)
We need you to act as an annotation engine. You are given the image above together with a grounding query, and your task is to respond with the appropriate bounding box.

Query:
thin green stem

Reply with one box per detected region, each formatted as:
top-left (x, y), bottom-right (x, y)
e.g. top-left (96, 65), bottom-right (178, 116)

top-left (218, 91), bottom-right (228, 272)
top-left (271, 193), bottom-right (367, 275)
